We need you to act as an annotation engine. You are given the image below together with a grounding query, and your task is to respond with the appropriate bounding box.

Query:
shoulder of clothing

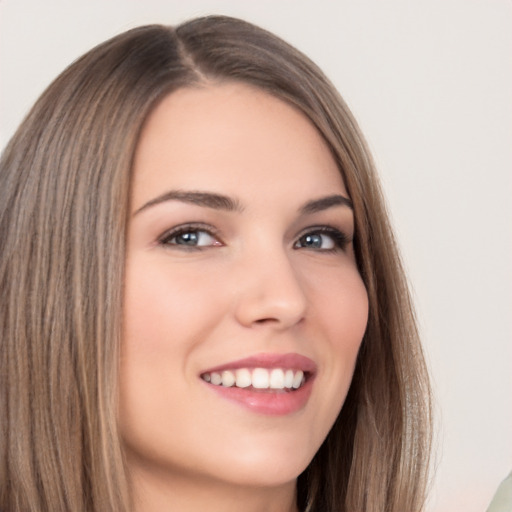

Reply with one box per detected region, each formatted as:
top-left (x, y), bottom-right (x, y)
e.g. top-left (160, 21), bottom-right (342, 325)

top-left (487, 471), bottom-right (512, 512)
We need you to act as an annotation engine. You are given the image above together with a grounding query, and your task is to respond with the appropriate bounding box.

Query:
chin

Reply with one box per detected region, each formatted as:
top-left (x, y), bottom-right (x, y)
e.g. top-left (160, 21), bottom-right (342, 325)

top-left (202, 432), bottom-right (318, 488)
top-left (211, 457), bottom-right (310, 489)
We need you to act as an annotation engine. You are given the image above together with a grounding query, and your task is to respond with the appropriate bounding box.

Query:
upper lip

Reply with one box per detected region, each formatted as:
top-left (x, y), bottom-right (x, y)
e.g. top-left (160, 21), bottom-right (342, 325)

top-left (200, 352), bottom-right (317, 375)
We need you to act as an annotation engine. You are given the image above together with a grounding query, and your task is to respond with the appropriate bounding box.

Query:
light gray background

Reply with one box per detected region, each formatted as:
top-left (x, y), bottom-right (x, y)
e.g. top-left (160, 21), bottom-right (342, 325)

top-left (1, 1), bottom-right (510, 510)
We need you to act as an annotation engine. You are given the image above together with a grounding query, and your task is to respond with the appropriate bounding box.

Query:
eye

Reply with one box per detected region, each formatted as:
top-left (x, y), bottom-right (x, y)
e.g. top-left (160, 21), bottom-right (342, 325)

top-left (158, 224), bottom-right (222, 249)
top-left (294, 227), bottom-right (349, 252)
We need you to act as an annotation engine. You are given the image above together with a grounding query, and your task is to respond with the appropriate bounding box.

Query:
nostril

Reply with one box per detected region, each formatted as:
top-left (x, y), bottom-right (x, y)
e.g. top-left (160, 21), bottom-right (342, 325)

top-left (233, 268), bottom-right (307, 328)
top-left (254, 317), bottom-right (277, 324)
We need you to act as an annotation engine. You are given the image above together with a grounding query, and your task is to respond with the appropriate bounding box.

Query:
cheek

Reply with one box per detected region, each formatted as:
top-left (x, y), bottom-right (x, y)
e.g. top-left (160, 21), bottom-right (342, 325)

top-left (118, 258), bottom-right (227, 463)
top-left (119, 257), bottom-right (219, 403)
top-left (329, 269), bottom-right (368, 374)
top-left (329, 278), bottom-right (368, 352)
top-left (307, 265), bottom-right (368, 422)
top-left (122, 257), bottom-right (224, 356)
top-left (308, 260), bottom-right (369, 347)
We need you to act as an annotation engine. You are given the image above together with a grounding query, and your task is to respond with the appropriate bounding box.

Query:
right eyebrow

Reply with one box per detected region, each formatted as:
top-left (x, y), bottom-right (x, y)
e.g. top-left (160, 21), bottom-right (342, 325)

top-left (133, 190), bottom-right (244, 216)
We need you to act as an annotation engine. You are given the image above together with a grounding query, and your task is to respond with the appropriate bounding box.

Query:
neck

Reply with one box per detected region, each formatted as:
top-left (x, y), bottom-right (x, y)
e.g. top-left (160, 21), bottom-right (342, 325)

top-left (129, 464), bottom-right (299, 512)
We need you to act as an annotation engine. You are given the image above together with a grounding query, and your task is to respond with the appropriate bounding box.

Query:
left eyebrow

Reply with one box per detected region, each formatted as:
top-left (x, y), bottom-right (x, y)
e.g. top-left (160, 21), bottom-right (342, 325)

top-left (299, 194), bottom-right (353, 214)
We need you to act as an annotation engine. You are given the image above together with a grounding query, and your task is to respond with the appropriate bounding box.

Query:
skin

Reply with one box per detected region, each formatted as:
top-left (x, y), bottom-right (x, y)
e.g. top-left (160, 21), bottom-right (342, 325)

top-left (119, 82), bottom-right (369, 512)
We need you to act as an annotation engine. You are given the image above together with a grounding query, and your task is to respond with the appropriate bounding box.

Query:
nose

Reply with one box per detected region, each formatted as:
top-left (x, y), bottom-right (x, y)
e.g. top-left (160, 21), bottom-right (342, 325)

top-left (233, 248), bottom-right (307, 329)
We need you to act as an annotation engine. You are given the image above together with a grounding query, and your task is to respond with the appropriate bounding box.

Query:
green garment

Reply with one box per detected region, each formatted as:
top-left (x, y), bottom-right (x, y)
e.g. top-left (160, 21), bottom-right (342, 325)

top-left (487, 471), bottom-right (512, 512)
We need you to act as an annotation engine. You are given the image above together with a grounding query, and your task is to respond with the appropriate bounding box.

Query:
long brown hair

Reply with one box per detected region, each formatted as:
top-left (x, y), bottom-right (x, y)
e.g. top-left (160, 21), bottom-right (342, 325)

top-left (0, 16), bottom-right (431, 511)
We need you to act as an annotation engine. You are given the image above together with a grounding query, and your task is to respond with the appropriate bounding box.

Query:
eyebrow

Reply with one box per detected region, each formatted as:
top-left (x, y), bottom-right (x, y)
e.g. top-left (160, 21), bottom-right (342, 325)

top-left (134, 190), bottom-right (244, 215)
top-left (299, 194), bottom-right (353, 214)
top-left (134, 190), bottom-right (352, 216)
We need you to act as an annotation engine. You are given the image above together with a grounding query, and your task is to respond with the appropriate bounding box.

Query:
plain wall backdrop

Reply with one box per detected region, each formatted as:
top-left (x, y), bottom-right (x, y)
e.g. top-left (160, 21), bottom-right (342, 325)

top-left (1, 1), bottom-right (511, 510)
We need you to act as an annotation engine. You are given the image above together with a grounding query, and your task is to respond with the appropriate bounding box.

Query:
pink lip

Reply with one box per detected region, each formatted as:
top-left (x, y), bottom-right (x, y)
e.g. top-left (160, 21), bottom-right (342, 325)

top-left (200, 352), bottom-right (317, 374)
top-left (200, 352), bottom-right (317, 416)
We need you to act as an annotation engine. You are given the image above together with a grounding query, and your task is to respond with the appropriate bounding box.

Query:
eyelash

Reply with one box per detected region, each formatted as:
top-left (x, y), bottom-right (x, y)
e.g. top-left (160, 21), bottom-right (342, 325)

top-left (294, 226), bottom-right (351, 252)
top-left (158, 223), bottom-right (222, 249)
top-left (157, 223), bottom-right (351, 252)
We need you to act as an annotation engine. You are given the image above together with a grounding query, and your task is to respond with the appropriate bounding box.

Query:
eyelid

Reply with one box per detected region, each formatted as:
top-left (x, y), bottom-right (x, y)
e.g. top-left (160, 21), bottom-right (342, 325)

top-left (294, 225), bottom-right (352, 251)
top-left (157, 222), bottom-right (223, 248)
top-left (155, 222), bottom-right (352, 251)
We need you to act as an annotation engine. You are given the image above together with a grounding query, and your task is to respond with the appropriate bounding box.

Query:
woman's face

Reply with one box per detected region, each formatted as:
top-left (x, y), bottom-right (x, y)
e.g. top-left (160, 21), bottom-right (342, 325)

top-left (120, 83), bottom-right (368, 494)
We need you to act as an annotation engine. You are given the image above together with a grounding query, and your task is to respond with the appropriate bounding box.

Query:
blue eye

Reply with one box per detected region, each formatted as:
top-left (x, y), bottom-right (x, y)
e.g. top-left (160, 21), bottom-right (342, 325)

top-left (294, 227), bottom-right (349, 251)
top-left (159, 225), bottom-right (221, 249)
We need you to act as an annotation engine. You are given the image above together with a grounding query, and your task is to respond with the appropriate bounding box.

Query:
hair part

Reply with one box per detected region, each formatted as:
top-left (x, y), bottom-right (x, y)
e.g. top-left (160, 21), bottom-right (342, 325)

top-left (0, 16), bottom-right (431, 511)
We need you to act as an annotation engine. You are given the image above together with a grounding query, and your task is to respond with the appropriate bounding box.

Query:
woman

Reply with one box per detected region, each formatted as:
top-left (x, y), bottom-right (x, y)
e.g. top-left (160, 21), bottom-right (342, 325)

top-left (0, 15), bottom-right (432, 512)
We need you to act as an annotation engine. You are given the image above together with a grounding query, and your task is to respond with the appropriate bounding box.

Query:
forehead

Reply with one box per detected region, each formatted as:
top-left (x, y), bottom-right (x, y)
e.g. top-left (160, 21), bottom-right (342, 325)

top-left (131, 82), bottom-right (347, 209)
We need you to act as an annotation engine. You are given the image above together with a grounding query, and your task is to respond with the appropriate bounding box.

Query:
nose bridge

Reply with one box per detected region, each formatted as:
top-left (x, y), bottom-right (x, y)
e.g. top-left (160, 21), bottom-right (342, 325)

top-left (233, 240), bottom-right (307, 328)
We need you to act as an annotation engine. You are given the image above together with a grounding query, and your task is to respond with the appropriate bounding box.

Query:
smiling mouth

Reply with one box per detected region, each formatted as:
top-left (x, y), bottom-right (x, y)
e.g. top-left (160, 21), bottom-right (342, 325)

top-left (201, 368), bottom-right (307, 391)
top-left (199, 354), bottom-right (316, 415)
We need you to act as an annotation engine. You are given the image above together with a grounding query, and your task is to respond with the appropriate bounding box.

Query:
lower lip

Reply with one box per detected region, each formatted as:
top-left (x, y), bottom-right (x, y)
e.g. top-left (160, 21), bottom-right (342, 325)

top-left (203, 377), bottom-right (314, 416)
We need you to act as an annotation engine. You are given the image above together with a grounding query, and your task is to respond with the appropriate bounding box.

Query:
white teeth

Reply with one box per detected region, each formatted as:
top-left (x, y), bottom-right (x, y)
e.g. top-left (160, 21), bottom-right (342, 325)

top-left (292, 370), bottom-right (304, 389)
top-left (221, 370), bottom-right (235, 387)
top-left (201, 368), bottom-right (307, 390)
top-left (284, 369), bottom-right (294, 388)
top-left (252, 368), bottom-right (269, 389)
top-left (235, 368), bottom-right (251, 388)
top-left (269, 368), bottom-right (285, 389)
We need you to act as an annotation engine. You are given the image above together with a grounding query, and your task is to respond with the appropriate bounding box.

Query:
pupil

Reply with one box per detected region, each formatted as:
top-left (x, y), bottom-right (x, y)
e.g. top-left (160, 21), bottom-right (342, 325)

top-left (303, 234), bottom-right (322, 247)
top-left (178, 232), bottom-right (198, 245)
